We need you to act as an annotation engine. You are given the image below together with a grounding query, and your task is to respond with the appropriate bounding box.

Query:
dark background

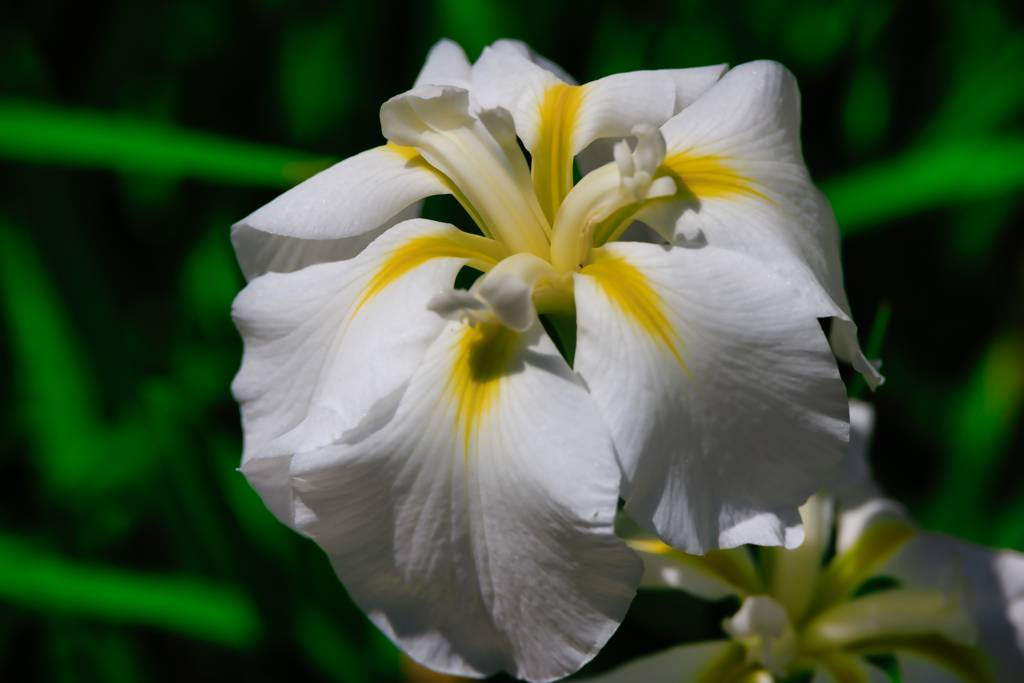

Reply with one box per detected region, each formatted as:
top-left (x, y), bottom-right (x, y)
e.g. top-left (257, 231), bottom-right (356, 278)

top-left (0, 0), bottom-right (1022, 680)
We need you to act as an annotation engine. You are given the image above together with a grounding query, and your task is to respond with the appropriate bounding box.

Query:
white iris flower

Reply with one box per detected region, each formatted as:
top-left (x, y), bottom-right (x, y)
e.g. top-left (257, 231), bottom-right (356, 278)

top-left (230, 39), bottom-right (867, 681)
top-left (599, 401), bottom-right (1024, 683)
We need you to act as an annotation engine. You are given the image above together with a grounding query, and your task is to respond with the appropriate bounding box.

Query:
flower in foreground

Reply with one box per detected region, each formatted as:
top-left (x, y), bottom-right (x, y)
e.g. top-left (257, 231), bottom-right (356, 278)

top-left (231, 39), bottom-right (866, 680)
top-left (597, 401), bottom-right (1024, 682)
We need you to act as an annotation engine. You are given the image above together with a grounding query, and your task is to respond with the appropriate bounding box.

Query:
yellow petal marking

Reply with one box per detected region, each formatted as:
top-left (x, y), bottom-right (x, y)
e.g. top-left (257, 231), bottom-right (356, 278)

top-left (658, 151), bottom-right (772, 204)
top-left (532, 82), bottom-right (586, 225)
top-left (385, 142), bottom-right (492, 239)
top-left (446, 323), bottom-right (520, 455)
top-left (352, 233), bottom-right (501, 319)
top-left (628, 539), bottom-right (764, 596)
top-left (581, 250), bottom-right (694, 384)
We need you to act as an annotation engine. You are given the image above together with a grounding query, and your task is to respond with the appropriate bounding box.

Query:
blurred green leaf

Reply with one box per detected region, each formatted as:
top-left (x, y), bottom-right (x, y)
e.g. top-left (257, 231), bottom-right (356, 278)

top-left (435, 0), bottom-right (505, 61)
top-left (141, 378), bottom-right (234, 573)
top-left (280, 16), bottom-right (354, 145)
top-left (216, 437), bottom-right (294, 563)
top-left (0, 223), bottom-right (155, 497)
top-left (180, 217), bottom-right (245, 334)
top-left (843, 64), bottom-right (890, 153)
top-left (921, 333), bottom-right (1024, 542)
top-left (588, 10), bottom-right (652, 78)
top-left (782, 0), bottom-right (857, 67)
top-left (158, 0), bottom-right (222, 66)
top-left (922, 3), bottom-right (1024, 141)
top-left (294, 603), bottom-right (371, 683)
top-left (46, 621), bottom-right (141, 683)
top-left (824, 138), bottom-right (1024, 233)
top-left (0, 534), bottom-right (262, 648)
top-left (945, 196), bottom-right (1017, 269)
top-left (0, 101), bottom-right (334, 187)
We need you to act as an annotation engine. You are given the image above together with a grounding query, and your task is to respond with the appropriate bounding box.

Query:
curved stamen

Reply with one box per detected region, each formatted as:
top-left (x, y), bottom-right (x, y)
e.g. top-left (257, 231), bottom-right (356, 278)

top-left (550, 125), bottom-right (676, 273)
top-left (724, 595), bottom-right (798, 675)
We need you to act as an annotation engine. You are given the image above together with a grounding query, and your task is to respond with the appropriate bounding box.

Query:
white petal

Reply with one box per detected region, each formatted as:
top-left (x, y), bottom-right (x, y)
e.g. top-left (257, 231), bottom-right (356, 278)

top-left (831, 318), bottom-right (885, 390)
top-left (288, 320), bottom-right (641, 682)
top-left (232, 145), bottom-right (452, 265)
top-left (636, 60), bottom-right (880, 387)
top-left (763, 494), bottom-right (834, 624)
top-left (883, 535), bottom-right (1024, 680)
top-left (574, 242), bottom-right (849, 554)
top-left (563, 72), bottom-right (678, 156)
top-left (381, 85), bottom-right (550, 257)
top-left (474, 52), bottom-right (723, 157)
top-left (625, 536), bottom-right (761, 600)
top-left (232, 201), bottom-right (421, 281)
top-left (804, 587), bottom-right (978, 650)
top-left (232, 219), bottom-right (500, 527)
top-left (835, 497), bottom-right (912, 557)
top-left (618, 220), bottom-right (669, 245)
top-left (830, 400), bottom-right (915, 555)
top-left (414, 39), bottom-right (472, 89)
top-left (896, 651), bottom-right (982, 683)
top-left (581, 640), bottom-right (743, 683)
top-left (667, 64), bottom-right (730, 113)
top-left (827, 400), bottom-right (883, 508)
top-left (484, 39), bottom-right (578, 85)
top-left (472, 49), bottom-right (725, 223)
top-left (470, 44), bottom-right (564, 147)
top-left (573, 64), bottom-right (728, 177)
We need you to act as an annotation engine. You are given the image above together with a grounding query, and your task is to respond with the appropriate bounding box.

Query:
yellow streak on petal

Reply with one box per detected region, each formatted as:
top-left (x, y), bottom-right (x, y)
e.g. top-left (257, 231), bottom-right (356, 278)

top-left (385, 142), bottom-right (492, 239)
top-left (581, 250), bottom-right (693, 383)
top-left (628, 539), bottom-right (765, 596)
top-left (352, 234), bottom-right (500, 319)
top-left (446, 323), bottom-right (520, 455)
top-left (532, 83), bottom-right (585, 225)
top-left (659, 151), bottom-right (772, 204)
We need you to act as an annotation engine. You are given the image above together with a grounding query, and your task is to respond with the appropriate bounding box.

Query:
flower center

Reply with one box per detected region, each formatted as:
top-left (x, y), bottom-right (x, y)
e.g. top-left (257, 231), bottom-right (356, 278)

top-left (724, 595), bottom-right (798, 675)
top-left (380, 85), bottom-right (677, 335)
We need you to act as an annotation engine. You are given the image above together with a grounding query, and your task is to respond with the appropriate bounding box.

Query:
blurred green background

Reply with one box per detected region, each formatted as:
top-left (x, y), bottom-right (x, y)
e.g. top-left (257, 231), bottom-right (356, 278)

top-left (0, 0), bottom-right (1022, 680)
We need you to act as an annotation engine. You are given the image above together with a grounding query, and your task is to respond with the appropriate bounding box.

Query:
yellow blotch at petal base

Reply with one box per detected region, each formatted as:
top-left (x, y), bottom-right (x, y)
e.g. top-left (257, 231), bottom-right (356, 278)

top-left (581, 251), bottom-right (692, 380)
top-left (658, 151), bottom-right (771, 204)
top-left (533, 83), bottom-right (585, 225)
top-left (354, 234), bottom-right (501, 317)
top-left (446, 324), bottom-right (520, 454)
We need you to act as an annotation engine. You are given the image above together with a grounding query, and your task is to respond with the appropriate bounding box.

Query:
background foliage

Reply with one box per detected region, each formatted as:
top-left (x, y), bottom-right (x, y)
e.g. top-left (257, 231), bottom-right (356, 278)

top-left (1, 0), bottom-right (1022, 680)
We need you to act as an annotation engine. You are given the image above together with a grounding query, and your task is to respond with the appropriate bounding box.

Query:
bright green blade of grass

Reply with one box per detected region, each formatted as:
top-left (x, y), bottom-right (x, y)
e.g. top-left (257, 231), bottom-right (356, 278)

top-left (824, 137), bottom-right (1024, 234)
top-left (0, 534), bottom-right (262, 649)
top-left (0, 101), bottom-right (334, 187)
